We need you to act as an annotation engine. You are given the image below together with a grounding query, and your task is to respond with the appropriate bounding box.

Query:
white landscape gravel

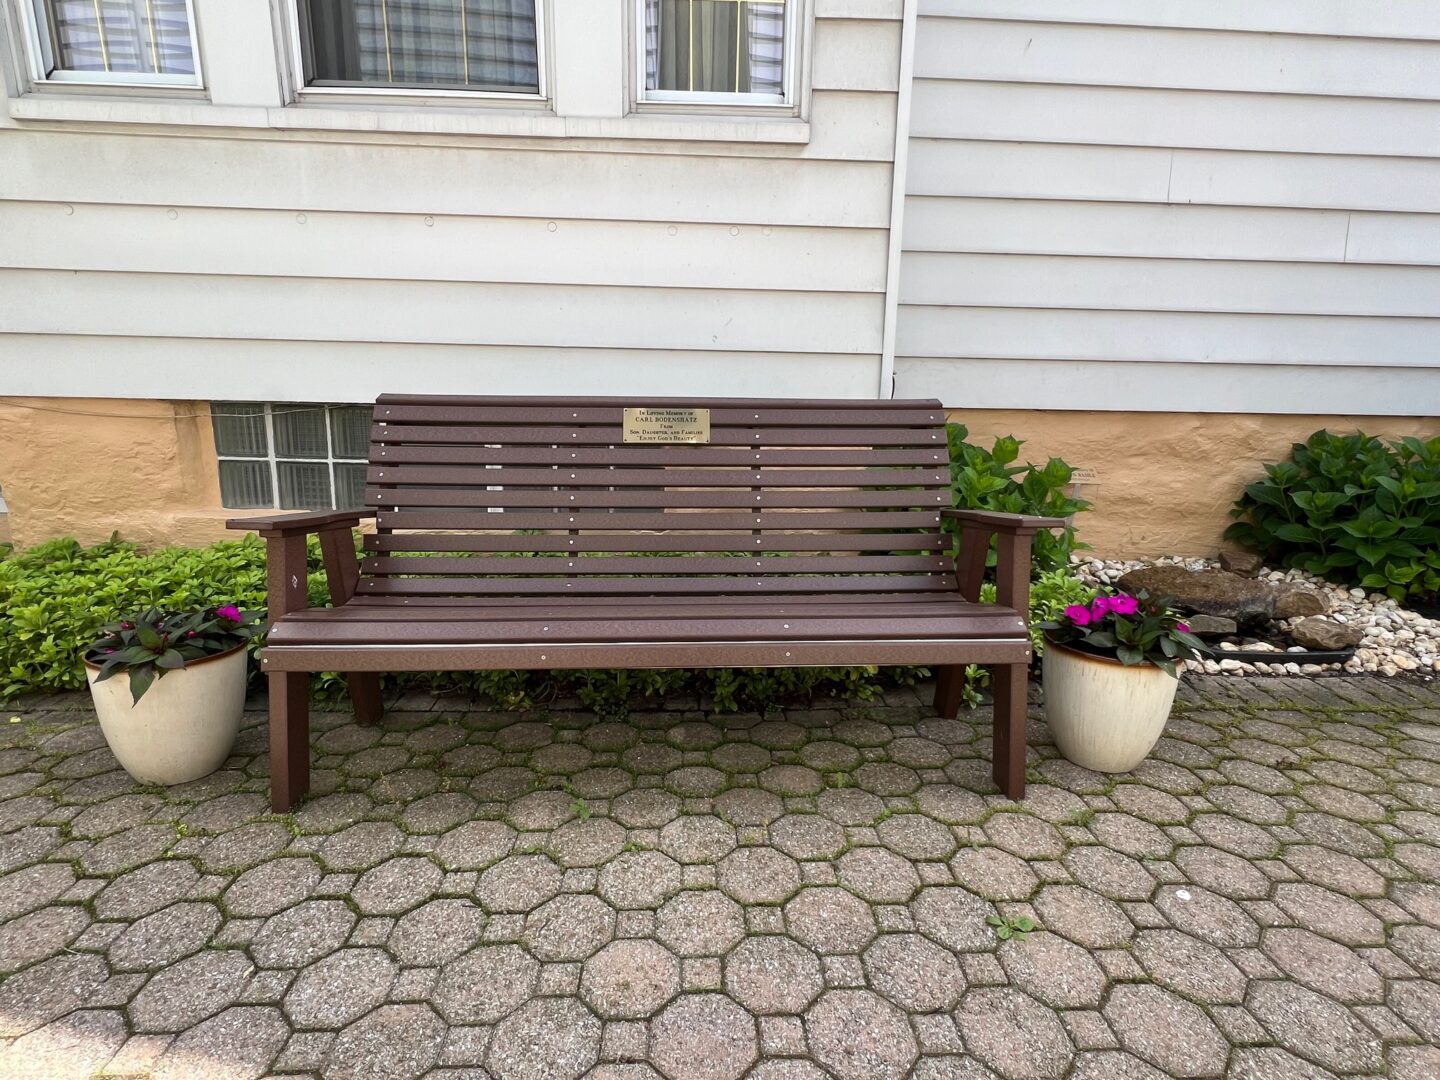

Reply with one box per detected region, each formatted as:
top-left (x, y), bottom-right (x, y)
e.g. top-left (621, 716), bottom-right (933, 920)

top-left (1071, 555), bottom-right (1440, 680)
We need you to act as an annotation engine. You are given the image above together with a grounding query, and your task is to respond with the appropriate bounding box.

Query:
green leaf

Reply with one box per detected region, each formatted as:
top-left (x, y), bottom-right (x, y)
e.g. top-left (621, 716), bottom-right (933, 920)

top-left (1015, 916), bottom-right (1035, 932)
top-left (154, 649), bottom-right (186, 671)
top-left (127, 665), bottom-right (155, 705)
top-left (135, 625), bottom-right (163, 650)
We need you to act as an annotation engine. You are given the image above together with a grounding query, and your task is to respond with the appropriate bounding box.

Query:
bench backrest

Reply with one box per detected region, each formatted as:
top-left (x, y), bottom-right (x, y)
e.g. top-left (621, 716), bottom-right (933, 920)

top-left (358, 395), bottom-right (956, 601)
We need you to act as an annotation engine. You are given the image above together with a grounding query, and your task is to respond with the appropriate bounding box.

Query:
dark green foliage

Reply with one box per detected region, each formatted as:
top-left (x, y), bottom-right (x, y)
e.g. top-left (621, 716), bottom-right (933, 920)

top-left (1225, 431), bottom-right (1440, 602)
top-left (87, 604), bottom-right (265, 704)
top-left (944, 424), bottom-right (1089, 573)
top-left (1040, 590), bottom-right (1206, 678)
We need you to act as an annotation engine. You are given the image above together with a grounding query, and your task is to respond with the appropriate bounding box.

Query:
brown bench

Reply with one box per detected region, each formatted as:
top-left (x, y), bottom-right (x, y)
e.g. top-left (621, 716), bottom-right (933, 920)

top-left (228, 395), bottom-right (1061, 812)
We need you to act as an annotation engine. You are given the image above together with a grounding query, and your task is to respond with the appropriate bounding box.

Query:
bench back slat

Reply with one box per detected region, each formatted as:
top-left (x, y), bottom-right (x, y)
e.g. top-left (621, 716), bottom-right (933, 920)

top-left (362, 395), bottom-right (955, 599)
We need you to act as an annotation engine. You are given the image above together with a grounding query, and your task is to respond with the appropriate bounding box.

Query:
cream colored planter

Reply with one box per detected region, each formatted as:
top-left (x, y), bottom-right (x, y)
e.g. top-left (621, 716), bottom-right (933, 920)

top-left (84, 647), bottom-right (247, 786)
top-left (1041, 639), bottom-right (1179, 773)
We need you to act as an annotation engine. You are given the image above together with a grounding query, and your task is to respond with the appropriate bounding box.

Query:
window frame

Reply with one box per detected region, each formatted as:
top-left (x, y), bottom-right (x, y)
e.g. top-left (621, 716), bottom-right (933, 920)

top-left (633, 0), bottom-right (796, 108)
top-left (283, 0), bottom-right (548, 104)
top-left (15, 0), bottom-right (203, 88)
top-left (213, 402), bottom-right (372, 512)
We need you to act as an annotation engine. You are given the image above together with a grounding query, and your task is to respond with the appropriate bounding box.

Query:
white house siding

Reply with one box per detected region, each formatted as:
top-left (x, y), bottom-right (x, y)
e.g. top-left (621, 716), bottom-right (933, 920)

top-left (895, 0), bottom-right (1440, 413)
top-left (0, 3), bottom-right (902, 403)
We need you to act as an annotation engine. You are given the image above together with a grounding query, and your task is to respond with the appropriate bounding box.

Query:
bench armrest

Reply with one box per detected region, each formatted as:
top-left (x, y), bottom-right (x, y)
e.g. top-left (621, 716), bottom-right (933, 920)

top-left (943, 509), bottom-right (1069, 611)
top-left (226, 509), bottom-right (375, 538)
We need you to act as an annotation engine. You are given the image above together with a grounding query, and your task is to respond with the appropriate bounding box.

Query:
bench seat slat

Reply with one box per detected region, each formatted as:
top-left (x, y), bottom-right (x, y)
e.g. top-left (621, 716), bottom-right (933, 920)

top-left (376, 404), bottom-right (945, 427)
top-left (368, 466), bottom-right (949, 489)
top-left (375, 510), bottom-right (944, 531)
top-left (374, 446), bottom-right (948, 467)
top-left (373, 424), bottom-right (948, 447)
top-left (363, 533), bottom-right (946, 553)
top-left (360, 554), bottom-right (952, 576)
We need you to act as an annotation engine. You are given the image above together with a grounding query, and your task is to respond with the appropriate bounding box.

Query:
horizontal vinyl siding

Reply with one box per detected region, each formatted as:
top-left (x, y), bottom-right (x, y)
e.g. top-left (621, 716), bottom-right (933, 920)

top-left (895, 7), bottom-right (1440, 414)
top-left (0, 11), bottom-right (900, 402)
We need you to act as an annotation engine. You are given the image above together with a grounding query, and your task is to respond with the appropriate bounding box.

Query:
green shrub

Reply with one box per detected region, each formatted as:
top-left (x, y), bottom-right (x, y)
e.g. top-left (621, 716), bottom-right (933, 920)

top-left (944, 424), bottom-right (1089, 573)
top-left (1225, 431), bottom-right (1440, 602)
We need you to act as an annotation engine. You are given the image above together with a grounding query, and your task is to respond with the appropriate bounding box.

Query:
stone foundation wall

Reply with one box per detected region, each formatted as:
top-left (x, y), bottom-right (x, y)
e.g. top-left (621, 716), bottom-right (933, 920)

top-left (0, 397), bottom-right (1433, 557)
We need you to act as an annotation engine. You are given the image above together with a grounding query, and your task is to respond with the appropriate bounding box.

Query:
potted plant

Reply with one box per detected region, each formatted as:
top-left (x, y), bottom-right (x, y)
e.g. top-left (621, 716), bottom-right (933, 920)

top-left (83, 605), bottom-right (264, 786)
top-left (1038, 591), bottom-right (1205, 773)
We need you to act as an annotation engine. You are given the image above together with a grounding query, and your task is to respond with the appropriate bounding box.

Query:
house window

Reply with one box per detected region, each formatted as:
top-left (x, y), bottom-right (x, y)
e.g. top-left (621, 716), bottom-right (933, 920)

top-left (641, 0), bottom-right (788, 103)
top-left (294, 0), bottom-right (541, 93)
top-left (23, 0), bottom-right (199, 84)
top-left (212, 403), bottom-right (372, 511)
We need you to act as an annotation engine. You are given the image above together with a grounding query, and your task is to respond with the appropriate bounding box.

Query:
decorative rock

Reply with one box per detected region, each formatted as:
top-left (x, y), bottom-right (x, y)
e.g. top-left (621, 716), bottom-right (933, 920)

top-left (1185, 615), bottom-right (1238, 639)
top-left (1218, 551), bottom-right (1263, 575)
top-left (1272, 585), bottom-right (1328, 619)
top-left (1290, 617), bottom-right (1362, 651)
top-left (1115, 566), bottom-right (1276, 626)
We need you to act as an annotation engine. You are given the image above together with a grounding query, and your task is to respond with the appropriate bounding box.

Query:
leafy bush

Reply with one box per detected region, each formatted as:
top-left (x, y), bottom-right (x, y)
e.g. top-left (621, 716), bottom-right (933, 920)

top-left (1225, 431), bottom-right (1440, 602)
top-left (945, 424), bottom-right (1089, 573)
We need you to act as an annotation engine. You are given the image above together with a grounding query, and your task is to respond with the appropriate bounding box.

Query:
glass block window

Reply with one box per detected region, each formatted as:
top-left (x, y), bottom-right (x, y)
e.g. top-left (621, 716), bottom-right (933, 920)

top-left (212, 403), bottom-right (373, 510)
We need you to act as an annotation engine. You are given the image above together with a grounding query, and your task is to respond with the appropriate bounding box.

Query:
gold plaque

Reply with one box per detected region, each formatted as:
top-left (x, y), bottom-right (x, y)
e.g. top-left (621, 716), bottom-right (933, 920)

top-left (623, 407), bottom-right (711, 444)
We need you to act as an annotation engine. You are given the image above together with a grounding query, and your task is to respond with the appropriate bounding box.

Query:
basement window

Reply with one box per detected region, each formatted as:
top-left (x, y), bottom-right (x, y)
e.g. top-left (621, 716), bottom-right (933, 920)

top-left (212, 402), bottom-right (372, 510)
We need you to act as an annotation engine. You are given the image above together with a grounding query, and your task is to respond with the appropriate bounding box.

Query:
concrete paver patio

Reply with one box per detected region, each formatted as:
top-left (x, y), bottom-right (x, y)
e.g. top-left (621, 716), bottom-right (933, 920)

top-left (0, 675), bottom-right (1437, 1080)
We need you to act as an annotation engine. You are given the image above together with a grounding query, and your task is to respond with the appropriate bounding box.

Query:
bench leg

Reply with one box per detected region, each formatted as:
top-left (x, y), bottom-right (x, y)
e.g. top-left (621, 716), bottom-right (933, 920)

top-left (932, 665), bottom-right (968, 719)
top-left (347, 673), bottom-right (384, 726)
top-left (269, 671), bottom-right (310, 813)
top-left (990, 663), bottom-right (1028, 799)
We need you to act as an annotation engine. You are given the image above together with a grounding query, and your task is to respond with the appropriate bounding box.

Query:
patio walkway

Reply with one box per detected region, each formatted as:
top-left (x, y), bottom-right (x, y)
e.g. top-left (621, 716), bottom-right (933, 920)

top-left (0, 675), bottom-right (1437, 1080)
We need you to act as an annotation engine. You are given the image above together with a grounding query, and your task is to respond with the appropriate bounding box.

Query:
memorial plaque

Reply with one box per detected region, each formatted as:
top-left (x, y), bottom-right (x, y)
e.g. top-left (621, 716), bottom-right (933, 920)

top-left (622, 407), bottom-right (711, 444)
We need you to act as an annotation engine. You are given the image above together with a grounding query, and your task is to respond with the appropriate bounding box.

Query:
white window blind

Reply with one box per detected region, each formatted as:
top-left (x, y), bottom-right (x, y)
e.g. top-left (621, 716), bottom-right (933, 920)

top-left (643, 0), bottom-right (786, 100)
top-left (30, 0), bottom-right (196, 80)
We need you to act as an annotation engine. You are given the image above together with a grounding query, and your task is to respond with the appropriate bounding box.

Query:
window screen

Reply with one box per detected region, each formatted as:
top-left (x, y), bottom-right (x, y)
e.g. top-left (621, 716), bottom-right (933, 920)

top-left (213, 403), bottom-right (374, 511)
top-left (297, 0), bottom-right (540, 92)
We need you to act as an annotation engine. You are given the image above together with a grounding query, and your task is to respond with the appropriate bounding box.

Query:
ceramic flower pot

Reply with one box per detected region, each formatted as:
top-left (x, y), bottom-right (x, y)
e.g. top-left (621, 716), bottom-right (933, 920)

top-left (1041, 638), bottom-right (1179, 773)
top-left (84, 646), bottom-right (248, 786)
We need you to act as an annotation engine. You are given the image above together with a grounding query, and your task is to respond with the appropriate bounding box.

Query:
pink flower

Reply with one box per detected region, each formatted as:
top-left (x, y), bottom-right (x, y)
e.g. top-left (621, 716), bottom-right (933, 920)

top-left (1177, 623), bottom-right (1191, 634)
top-left (186, 630), bottom-right (197, 638)
top-left (1107, 595), bottom-right (1140, 616)
top-left (215, 605), bottom-right (243, 623)
top-left (1090, 596), bottom-right (1113, 618)
top-left (1063, 604), bottom-right (1092, 626)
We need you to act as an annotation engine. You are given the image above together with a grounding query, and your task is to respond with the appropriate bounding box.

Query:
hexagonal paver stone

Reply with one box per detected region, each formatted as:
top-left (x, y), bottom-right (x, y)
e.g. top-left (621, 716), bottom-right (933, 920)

top-left (799, 739), bottom-right (862, 772)
top-left (1063, 847), bottom-right (1157, 902)
top-left (749, 1063), bottom-right (832, 1080)
top-left (320, 821), bottom-right (405, 871)
top-left (1273, 884), bottom-right (1385, 946)
top-left (523, 893), bottom-right (617, 962)
top-left (390, 898), bottom-right (488, 965)
top-left (283, 947), bottom-right (397, 1029)
top-left (667, 766), bottom-right (728, 798)
top-left (1225, 1047), bottom-right (1342, 1080)
top-left (400, 791), bottom-right (478, 834)
top-left (1069, 1051), bottom-right (1172, 1080)
top-left (1390, 979), bottom-right (1440, 1044)
top-left (715, 789), bottom-right (785, 827)
top-left (129, 949), bottom-right (253, 1033)
top-left (1247, 982), bottom-right (1382, 1074)
top-left (1131, 931), bottom-right (1246, 1005)
top-left (984, 814), bottom-right (1065, 861)
top-left (1390, 924), bottom-right (1440, 980)
top-left (853, 763), bottom-right (920, 797)
top-left (650, 994), bottom-right (757, 1080)
top-left (875, 814), bottom-right (957, 861)
top-left (476, 854), bottom-right (562, 913)
top-left (1393, 881), bottom-right (1440, 924)
top-left (580, 939), bottom-right (681, 1019)
top-left (1032, 886), bottom-right (1131, 950)
top-left (805, 989), bottom-right (918, 1080)
top-left (1261, 928), bottom-right (1384, 1003)
top-left (718, 848), bottom-right (801, 905)
top-left (1392, 1046), bottom-right (1440, 1080)
top-left (759, 765), bottom-right (824, 796)
top-left (487, 996), bottom-right (601, 1080)
top-left (0, 863), bottom-right (77, 922)
top-left (1152, 885), bottom-right (1259, 948)
top-left (915, 784), bottom-right (987, 825)
top-left (726, 936), bottom-right (824, 1014)
top-left (598, 851), bottom-right (683, 909)
top-left (956, 987), bottom-right (1073, 1080)
top-left (863, 933), bottom-right (963, 1012)
top-left (1174, 846), bottom-right (1271, 899)
top-left (0, 1008), bottom-right (127, 1080)
top-left (950, 848), bottom-right (1040, 901)
top-left (785, 887), bottom-right (877, 954)
top-left (328, 1003), bottom-right (445, 1080)
top-left (611, 788), bottom-right (682, 828)
top-left (223, 857), bottom-right (322, 918)
top-left (1104, 984), bottom-right (1226, 1078)
top-left (769, 815), bottom-right (845, 861)
top-left (1088, 814), bottom-right (1172, 859)
top-left (435, 820), bottom-right (517, 870)
top-left (434, 944), bottom-right (539, 1024)
top-left (197, 822), bottom-right (291, 872)
top-left (153, 1005), bottom-right (289, 1080)
top-left (998, 933), bottom-right (1105, 1009)
top-left (658, 815), bottom-right (737, 864)
top-left (79, 824), bottom-right (175, 875)
top-left (817, 788), bottom-right (885, 826)
top-left (107, 902), bottom-right (222, 972)
top-left (549, 818), bottom-right (627, 868)
top-left (0, 906), bottom-right (89, 971)
top-left (910, 886), bottom-right (993, 953)
top-left (0, 954), bottom-right (108, 1038)
top-left (250, 899), bottom-right (356, 969)
top-left (1282, 845), bottom-right (1386, 898)
top-left (837, 848), bottom-right (921, 904)
top-left (657, 890), bottom-right (745, 957)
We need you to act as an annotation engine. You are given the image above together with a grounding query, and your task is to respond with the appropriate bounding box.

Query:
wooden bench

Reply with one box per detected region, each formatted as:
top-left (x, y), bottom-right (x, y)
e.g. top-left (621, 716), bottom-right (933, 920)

top-left (228, 395), bottom-right (1062, 812)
